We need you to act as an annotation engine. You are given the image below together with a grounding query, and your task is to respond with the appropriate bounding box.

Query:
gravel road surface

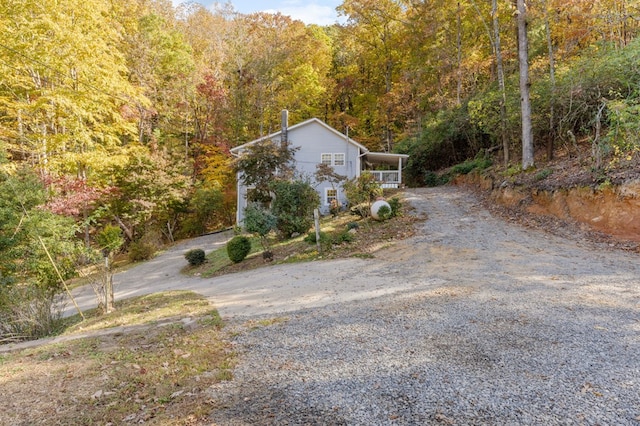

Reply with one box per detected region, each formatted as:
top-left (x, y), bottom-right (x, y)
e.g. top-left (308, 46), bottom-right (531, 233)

top-left (22, 186), bottom-right (639, 424)
top-left (205, 186), bottom-right (640, 425)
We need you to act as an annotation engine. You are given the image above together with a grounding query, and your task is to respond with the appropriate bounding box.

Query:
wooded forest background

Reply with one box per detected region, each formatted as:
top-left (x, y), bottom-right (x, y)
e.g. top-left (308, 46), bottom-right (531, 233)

top-left (1, 0), bottom-right (640, 336)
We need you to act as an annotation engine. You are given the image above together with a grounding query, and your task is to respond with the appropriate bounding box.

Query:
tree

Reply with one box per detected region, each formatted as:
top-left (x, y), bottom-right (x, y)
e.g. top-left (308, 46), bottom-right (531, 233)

top-left (337, 0), bottom-right (407, 150)
top-left (233, 139), bottom-right (297, 204)
top-left (493, 0), bottom-right (510, 165)
top-left (0, 166), bottom-right (84, 340)
top-left (517, 0), bottom-right (535, 169)
top-left (106, 148), bottom-right (191, 244)
top-left (94, 225), bottom-right (124, 314)
top-left (243, 205), bottom-right (277, 260)
top-left (124, 12), bottom-right (195, 149)
top-left (0, 0), bottom-right (142, 177)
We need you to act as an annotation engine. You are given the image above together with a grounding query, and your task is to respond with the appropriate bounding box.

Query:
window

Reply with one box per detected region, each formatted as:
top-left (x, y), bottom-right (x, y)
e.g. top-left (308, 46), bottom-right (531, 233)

top-left (320, 153), bottom-right (345, 166)
top-left (325, 188), bottom-right (338, 206)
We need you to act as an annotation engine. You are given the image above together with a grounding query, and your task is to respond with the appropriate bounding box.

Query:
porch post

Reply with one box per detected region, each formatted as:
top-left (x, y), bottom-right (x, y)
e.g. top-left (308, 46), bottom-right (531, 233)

top-left (398, 157), bottom-right (403, 186)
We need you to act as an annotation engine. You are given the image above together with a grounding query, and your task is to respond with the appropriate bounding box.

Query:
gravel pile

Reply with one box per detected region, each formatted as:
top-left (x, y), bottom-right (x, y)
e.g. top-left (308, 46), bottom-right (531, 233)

top-left (207, 187), bottom-right (640, 425)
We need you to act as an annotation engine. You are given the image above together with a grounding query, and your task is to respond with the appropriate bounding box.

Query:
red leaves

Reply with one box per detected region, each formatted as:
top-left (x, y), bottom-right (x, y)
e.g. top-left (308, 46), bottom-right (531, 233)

top-left (42, 175), bottom-right (114, 218)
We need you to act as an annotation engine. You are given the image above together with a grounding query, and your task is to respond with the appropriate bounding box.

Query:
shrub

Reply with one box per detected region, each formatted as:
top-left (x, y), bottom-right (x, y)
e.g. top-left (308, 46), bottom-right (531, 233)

top-left (179, 185), bottom-right (224, 237)
top-left (388, 197), bottom-right (401, 217)
top-left (243, 205), bottom-right (277, 253)
top-left (424, 171), bottom-right (440, 187)
top-left (304, 231), bottom-right (329, 244)
top-left (376, 205), bottom-right (392, 221)
top-left (450, 157), bottom-right (492, 175)
top-left (185, 248), bottom-right (206, 266)
top-left (335, 230), bottom-right (355, 244)
top-left (343, 172), bottom-right (382, 217)
top-left (534, 168), bottom-right (553, 181)
top-left (349, 203), bottom-right (370, 218)
top-left (128, 241), bottom-right (155, 262)
top-left (269, 180), bottom-right (319, 238)
top-left (0, 285), bottom-right (63, 341)
top-left (226, 236), bottom-right (251, 263)
top-left (346, 221), bottom-right (360, 230)
top-left (96, 225), bottom-right (124, 256)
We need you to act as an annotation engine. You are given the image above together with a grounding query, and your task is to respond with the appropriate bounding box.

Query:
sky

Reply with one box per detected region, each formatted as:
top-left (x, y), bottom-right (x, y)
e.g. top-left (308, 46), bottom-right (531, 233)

top-left (175, 0), bottom-right (344, 26)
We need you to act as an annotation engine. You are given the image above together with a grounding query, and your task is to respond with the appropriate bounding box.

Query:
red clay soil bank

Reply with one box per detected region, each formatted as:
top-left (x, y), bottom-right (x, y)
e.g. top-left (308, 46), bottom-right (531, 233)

top-left (456, 173), bottom-right (640, 243)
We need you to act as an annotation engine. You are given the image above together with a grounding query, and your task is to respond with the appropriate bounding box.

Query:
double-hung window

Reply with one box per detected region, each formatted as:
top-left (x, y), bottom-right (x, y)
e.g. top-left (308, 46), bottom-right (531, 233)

top-left (321, 153), bottom-right (345, 166)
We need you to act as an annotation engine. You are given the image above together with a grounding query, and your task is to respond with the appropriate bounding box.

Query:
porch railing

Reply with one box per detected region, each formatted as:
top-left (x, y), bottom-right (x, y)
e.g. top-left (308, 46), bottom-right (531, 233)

top-left (369, 170), bottom-right (401, 188)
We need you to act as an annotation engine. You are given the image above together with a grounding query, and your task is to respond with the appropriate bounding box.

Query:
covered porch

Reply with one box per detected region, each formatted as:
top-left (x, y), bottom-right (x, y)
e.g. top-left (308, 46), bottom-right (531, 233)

top-left (362, 152), bottom-right (409, 189)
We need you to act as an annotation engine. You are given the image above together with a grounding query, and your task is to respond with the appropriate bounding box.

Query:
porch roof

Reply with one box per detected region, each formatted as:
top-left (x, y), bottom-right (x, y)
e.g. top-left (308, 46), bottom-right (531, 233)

top-left (363, 152), bottom-right (409, 168)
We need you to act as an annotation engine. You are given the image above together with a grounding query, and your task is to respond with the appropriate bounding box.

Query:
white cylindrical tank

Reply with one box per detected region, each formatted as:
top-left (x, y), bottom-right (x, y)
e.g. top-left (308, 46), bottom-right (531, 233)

top-left (371, 199), bottom-right (391, 220)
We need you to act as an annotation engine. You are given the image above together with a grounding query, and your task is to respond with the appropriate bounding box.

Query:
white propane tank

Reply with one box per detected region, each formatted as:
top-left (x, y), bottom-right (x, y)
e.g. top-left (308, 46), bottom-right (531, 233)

top-left (371, 199), bottom-right (391, 220)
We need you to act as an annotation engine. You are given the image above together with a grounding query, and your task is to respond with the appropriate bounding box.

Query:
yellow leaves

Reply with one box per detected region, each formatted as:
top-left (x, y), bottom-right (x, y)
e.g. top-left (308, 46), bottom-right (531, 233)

top-left (198, 144), bottom-right (234, 188)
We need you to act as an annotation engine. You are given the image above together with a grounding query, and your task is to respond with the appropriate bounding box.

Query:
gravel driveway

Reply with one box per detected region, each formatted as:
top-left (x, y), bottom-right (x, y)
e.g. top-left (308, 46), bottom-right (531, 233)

top-left (206, 186), bottom-right (640, 425)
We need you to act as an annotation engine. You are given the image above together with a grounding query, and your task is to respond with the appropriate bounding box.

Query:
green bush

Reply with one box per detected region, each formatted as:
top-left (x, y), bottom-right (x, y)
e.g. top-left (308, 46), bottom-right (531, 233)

top-left (424, 171), bottom-right (440, 187)
top-left (96, 225), bottom-right (124, 256)
top-left (128, 241), bottom-right (155, 262)
top-left (244, 206), bottom-right (276, 238)
top-left (243, 205), bottom-right (277, 254)
top-left (179, 185), bottom-right (224, 238)
top-left (346, 221), bottom-right (360, 230)
top-left (534, 168), bottom-right (553, 181)
top-left (226, 236), bottom-right (252, 263)
top-left (185, 248), bottom-right (206, 266)
top-left (335, 230), bottom-right (355, 244)
top-left (388, 198), bottom-right (401, 217)
top-left (304, 231), bottom-right (329, 244)
top-left (376, 205), bottom-right (392, 221)
top-left (450, 157), bottom-right (492, 176)
top-left (269, 180), bottom-right (319, 238)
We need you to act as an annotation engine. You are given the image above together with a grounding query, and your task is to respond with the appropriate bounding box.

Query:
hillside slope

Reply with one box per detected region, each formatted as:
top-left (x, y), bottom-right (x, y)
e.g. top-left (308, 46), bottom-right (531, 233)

top-left (456, 147), bottom-right (640, 252)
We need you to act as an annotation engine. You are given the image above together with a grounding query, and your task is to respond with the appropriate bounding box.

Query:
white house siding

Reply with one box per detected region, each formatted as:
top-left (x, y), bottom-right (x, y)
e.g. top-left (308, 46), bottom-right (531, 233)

top-left (232, 117), bottom-right (407, 224)
top-left (286, 121), bottom-right (361, 214)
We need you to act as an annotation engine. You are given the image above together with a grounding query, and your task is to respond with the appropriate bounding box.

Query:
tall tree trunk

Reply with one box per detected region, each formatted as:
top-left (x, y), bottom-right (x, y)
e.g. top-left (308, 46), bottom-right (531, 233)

top-left (517, 0), bottom-right (534, 169)
top-left (492, 0), bottom-right (509, 165)
top-left (456, 1), bottom-right (463, 106)
top-left (544, 3), bottom-right (556, 160)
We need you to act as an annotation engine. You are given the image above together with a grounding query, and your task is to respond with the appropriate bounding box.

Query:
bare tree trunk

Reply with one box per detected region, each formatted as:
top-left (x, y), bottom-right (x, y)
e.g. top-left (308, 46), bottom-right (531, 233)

top-left (592, 102), bottom-right (607, 172)
top-left (492, 0), bottom-right (509, 165)
top-left (114, 215), bottom-right (134, 241)
top-left (544, 2), bottom-right (556, 160)
top-left (517, 0), bottom-right (534, 169)
top-left (456, 1), bottom-right (463, 106)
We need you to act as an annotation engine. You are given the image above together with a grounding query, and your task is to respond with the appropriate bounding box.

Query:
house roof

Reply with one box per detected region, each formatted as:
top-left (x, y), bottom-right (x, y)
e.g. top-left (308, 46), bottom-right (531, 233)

top-left (229, 117), bottom-right (370, 155)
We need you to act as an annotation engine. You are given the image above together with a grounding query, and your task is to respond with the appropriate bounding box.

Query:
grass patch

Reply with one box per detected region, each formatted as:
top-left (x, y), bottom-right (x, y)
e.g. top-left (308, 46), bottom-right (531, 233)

top-left (0, 291), bottom-right (235, 425)
top-left (244, 317), bottom-right (289, 331)
top-left (62, 290), bottom-right (214, 335)
top-left (190, 235), bottom-right (262, 277)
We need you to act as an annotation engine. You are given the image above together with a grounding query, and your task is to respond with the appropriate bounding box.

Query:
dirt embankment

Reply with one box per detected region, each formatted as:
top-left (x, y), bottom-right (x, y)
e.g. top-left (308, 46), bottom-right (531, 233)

top-left (456, 172), bottom-right (640, 248)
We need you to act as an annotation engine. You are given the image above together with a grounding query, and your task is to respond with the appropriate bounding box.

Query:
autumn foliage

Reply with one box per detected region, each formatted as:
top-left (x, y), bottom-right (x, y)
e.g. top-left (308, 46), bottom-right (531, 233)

top-left (1, 0), bottom-right (640, 339)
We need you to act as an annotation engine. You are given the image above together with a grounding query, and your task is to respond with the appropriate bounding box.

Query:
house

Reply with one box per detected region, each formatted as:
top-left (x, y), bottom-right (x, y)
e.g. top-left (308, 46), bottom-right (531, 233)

top-left (230, 111), bottom-right (409, 224)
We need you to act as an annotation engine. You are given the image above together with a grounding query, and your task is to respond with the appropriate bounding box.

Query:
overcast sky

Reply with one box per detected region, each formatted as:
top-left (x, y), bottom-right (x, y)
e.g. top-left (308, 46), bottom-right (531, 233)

top-left (175, 0), bottom-right (344, 26)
